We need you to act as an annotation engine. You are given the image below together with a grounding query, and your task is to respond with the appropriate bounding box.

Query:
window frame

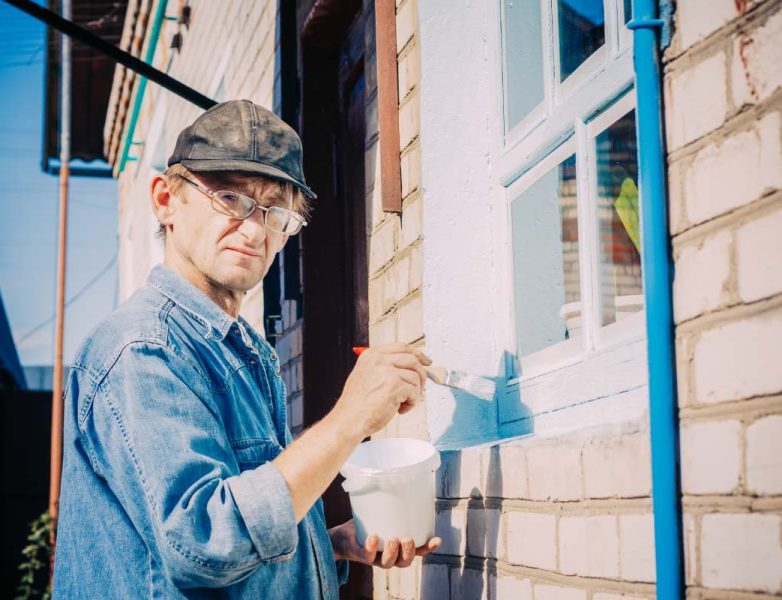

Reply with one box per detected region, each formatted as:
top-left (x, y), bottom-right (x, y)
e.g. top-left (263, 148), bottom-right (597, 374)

top-left (493, 0), bottom-right (646, 433)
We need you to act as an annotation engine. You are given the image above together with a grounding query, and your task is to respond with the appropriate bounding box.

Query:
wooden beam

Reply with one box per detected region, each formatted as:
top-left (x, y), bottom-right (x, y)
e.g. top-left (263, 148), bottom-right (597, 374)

top-left (375, 0), bottom-right (402, 213)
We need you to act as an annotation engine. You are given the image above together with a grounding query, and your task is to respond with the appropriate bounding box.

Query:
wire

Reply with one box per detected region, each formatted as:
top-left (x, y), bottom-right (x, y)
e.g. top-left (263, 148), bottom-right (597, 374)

top-left (16, 251), bottom-right (118, 346)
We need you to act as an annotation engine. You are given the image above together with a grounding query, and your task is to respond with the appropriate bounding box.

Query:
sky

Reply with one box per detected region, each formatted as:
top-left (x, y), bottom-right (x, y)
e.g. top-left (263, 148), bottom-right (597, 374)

top-left (0, 1), bottom-right (119, 368)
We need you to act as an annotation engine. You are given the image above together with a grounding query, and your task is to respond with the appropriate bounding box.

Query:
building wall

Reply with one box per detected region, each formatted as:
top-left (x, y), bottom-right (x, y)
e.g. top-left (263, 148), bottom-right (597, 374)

top-left (664, 0), bottom-right (782, 597)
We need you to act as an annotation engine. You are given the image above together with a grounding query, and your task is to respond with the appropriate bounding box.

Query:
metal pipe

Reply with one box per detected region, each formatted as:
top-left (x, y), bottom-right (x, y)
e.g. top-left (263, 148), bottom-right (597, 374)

top-left (49, 0), bottom-right (71, 568)
top-left (628, 1), bottom-right (684, 598)
top-left (1, 0), bottom-right (215, 111)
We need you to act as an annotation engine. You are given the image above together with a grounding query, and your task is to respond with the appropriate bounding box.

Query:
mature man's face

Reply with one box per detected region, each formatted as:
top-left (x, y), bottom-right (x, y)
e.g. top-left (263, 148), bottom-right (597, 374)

top-left (165, 172), bottom-right (291, 293)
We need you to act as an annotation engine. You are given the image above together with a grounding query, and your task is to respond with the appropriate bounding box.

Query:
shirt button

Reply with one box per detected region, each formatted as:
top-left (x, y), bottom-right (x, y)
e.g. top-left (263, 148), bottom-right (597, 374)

top-left (271, 352), bottom-right (279, 362)
top-left (249, 359), bottom-right (257, 366)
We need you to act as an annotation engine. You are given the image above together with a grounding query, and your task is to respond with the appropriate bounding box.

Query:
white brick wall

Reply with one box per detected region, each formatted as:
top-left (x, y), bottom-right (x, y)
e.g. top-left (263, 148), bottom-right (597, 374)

top-left (533, 584), bottom-right (587, 600)
top-left (449, 568), bottom-right (486, 600)
top-left (491, 574), bottom-right (533, 600)
top-left (692, 307), bottom-right (782, 404)
top-left (665, 51), bottom-right (728, 150)
top-left (675, 0), bottom-right (739, 50)
top-left (581, 431), bottom-right (651, 498)
top-left (745, 415), bottom-right (782, 494)
top-left (680, 420), bottom-right (741, 494)
top-left (434, 507), bottom-right (467, 555)
top-left (682, 112), bottom-right (782, 227)
top-left (618, 514), bottom-right (656, 583)
top-left (673, 230), bottom-right (732, 322)
top-left (730, 9), bottom-right (782, 107)
top-left (483, 443), bottom-right (529, 499)
top-left (526, 442), bottom-right (582, 501)
top-left (505, 512), bottom-right (557, 571)
top-left (420, 563), bottom-right (449, 600)
top-left (559, 515), bottom-right (619, 578)
top-left (466, 509), bottom-right (501, 558)
top-left (736, 208), bottom-right (782, 303)
top-left (700, 513), bottom-right (782, 593)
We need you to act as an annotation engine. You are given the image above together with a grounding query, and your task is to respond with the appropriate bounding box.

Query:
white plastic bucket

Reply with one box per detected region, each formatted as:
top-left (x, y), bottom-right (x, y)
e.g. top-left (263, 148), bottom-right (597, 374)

top-left (340, 438), bottom-right (441, 550)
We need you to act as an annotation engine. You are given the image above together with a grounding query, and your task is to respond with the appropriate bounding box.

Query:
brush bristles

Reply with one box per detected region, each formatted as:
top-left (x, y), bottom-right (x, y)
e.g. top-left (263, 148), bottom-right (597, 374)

top-left (445, 370), bottom-right (496, 401)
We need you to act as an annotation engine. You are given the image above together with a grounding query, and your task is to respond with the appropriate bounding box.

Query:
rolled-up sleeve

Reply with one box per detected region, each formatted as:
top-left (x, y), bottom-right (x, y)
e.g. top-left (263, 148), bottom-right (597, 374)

top-left (80, 341), bottom-right (298, 588)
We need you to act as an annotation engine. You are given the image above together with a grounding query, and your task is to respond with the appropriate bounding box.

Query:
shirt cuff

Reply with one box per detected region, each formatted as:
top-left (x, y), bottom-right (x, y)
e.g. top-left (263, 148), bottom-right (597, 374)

top-left (336, 558), bottom-right (350, 586)
top-left (227, 462), bottom-right (298, 563)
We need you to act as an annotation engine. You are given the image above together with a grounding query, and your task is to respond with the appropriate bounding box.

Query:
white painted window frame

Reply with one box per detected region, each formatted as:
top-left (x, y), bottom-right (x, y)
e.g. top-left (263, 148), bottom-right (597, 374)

top-left (492, 0), bottom-right (646, 433)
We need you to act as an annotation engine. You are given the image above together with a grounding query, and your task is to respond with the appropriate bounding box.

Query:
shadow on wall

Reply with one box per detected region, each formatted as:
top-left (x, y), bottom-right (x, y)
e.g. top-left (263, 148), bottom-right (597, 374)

top-left (422, 351), bottom-right (534, 598)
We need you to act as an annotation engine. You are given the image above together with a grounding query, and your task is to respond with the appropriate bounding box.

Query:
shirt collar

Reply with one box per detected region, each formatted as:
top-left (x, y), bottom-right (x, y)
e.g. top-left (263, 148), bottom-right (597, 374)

top-left (147, 264), bottom-right (237, 341)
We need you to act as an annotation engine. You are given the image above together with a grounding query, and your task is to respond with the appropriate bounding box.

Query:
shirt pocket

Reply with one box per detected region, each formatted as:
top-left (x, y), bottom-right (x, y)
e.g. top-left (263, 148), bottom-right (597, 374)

top-left (231, 438), bottom-right (283, 471)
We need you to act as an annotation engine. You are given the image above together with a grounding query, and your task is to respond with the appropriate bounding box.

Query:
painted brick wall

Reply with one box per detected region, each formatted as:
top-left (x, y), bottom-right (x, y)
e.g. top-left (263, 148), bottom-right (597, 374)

top-left (664, 0), bottom-right (782, 597)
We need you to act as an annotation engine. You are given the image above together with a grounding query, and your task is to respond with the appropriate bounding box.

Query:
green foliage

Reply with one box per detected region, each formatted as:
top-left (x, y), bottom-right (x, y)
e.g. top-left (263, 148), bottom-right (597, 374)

top-left (15, 510), bottom-right (52, 600)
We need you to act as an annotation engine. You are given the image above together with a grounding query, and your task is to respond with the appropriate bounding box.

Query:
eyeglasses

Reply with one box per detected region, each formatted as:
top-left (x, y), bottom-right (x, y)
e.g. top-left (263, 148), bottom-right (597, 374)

top-left (176, 174), bottom-right (308, 235)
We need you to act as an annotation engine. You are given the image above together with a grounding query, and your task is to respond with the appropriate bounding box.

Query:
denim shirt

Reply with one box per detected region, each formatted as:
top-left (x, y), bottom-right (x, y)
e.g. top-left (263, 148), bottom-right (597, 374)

top-left (53, 264), bottom-right (348, 599)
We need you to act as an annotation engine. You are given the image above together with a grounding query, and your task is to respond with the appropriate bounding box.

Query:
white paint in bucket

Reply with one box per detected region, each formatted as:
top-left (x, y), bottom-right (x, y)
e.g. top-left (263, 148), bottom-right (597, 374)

top-left (340, 438), bottom-right (441, 550)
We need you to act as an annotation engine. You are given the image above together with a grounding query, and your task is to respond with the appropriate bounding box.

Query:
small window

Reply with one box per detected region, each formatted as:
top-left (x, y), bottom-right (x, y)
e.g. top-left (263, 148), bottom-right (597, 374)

top-left (502, 0), bottom-right (545, 130)
top-left (557, 0), bottom-right (605, 80)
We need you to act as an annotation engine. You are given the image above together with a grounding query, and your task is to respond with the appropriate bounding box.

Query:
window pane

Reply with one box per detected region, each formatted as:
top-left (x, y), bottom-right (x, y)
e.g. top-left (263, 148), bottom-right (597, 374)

top-left (596, 110), bottom-right (643, 327)
top-left (624, 0), bottom-right (632, 23)
top-left (558, 0), bottom-right (606, 80)
top-left (504, 0), bottom-right (544, 130)
top-left (512, 155), bottom-right (581, 357)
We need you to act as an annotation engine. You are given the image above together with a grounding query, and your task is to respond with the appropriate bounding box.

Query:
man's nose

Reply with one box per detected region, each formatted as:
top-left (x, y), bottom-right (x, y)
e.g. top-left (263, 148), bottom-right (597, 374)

top-left (236, 210), bottom-right (267, 246)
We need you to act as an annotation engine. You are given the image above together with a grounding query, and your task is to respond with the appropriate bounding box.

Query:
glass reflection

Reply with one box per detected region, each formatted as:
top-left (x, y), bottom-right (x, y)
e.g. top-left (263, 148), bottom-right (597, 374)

top-left (558, 0), bottom-right (606, 80)
top-left (596, 110), bottom-right (643, 327)
top-left (512, 155), bottom-right (581, 357)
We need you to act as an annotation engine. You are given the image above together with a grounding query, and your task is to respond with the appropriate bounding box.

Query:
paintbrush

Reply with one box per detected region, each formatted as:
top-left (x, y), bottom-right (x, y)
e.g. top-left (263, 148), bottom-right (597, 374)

top-left (352, 346), bottom-right (496, 402)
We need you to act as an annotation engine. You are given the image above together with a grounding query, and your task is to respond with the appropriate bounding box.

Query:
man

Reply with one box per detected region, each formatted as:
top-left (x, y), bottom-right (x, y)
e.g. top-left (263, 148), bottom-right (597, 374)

top-left (52, 99), bottom-right (439, 599)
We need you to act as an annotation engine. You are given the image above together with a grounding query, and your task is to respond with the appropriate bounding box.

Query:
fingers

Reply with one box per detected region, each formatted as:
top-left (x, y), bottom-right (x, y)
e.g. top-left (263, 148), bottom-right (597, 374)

top-left (389, 353), bottom-right (428, 389)
top-left (396, 537), bottom-right (416, 568)
top-left (375, 343), bottom-right (432, 367)
top-left (378, 538), bottom-right (399, 569)
top-left (362, 534), bottom-right (379, 565)
top-left (415, 537), bottom-right (442, 556)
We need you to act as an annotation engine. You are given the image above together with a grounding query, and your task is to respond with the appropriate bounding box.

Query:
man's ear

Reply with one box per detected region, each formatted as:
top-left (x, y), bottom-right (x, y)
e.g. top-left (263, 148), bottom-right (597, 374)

top-left (151, 175), bottom-right (175, 230)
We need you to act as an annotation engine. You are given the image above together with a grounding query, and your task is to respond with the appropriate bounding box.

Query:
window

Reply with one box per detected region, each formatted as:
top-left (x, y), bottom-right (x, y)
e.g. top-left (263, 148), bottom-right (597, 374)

top-left (496, 0), bottom-right (645, 433)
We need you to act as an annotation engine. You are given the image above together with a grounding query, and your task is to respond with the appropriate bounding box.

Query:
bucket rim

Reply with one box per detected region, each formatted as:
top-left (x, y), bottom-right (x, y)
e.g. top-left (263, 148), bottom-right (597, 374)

top-left (340, 437), bottom-right (440, 479)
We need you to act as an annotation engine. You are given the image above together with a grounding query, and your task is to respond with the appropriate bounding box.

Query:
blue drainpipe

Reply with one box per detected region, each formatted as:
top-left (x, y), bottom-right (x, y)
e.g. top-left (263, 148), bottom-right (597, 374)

top-left (117, 0), bottom-right (169, 173)
top-left (628, 1), bottom-right (684, 598)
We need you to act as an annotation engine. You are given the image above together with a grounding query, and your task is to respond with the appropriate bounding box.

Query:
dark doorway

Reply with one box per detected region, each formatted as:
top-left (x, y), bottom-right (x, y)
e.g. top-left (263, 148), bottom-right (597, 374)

top-left (298, 0), bottom-right (371, 597)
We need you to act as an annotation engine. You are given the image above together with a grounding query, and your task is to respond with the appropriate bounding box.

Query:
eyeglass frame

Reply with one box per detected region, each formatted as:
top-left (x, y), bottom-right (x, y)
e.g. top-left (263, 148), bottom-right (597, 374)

top-left (174, 174), bottom-right (308, 235)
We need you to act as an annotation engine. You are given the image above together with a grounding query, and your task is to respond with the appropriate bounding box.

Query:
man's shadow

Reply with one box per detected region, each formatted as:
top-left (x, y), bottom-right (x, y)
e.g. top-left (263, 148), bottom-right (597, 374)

top-left (421, 351), bottom-right (533, 598)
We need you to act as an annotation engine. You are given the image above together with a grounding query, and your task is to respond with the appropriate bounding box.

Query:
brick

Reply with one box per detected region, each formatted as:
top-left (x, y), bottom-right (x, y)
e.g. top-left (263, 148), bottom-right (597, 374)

top-left (676, 0), bottom-right (738, 50)
top-left (395, 404), bottom-right (427, 439)
top-left (373, 567), bottom-right (390, 599)
top-left (401, 184), bottom-right (422, 246)
top-left (673, 230), bottom-right (732, 323)
top-left (681, 420), bottom-right (741, 494)
top-left (450, 568), bottom-right (486, 600)
top-left (482, 443), bottom-right (528, 499)
top-left (559, 515), bottom-right (619, 578)
top-left (466, 509), bottom-right (501, 558)
top-left (289, 393), bottom-right (303, 430)
top-left (397, 293), bottom-right (424, 343)
top-left (397, 39), bottom-right (420, 100)
top-left (434, 507), bottom-right (466, 555)
top-left (683, 512), bottom-right (699, 586)
top-left (398, 90), bottom-right (420, 151)
top-left (438, 448), bottom-right (482, 498)
top-left (527, 441), bottom-right (582, 501)
top-left (701, 513), bottom-right (782, 593)
top-left (684, 111), bottom-right (782, 226)
top-left (370, 313), bottom-right (397, 345)
top-left (731, 10), bottom-right (782, 107)
top-left (379, 256), bottom-right (411, 311)
top-left (582, 431), bottom-right (652, 498)
top-left (693, 308), bottom-right (782, 403)
top-left (505, 511), bottom-right (557, 571)
top-left (420, 563), bottom-right (449, 599)
top-left (370, 218), bottom-right (397, 273)
top-left (619, 514), bottom-right (656, 583)
top-left (746, 415), bottom-right (782, 495)
top-left (533, 585), bottom-right (588, 600)
top-left (665, 51), bottom-right (728, 150)
top-left (409, 244), bottom-right (423, 291)
top-left (737, 208), bottom-right (782, 303)
top-left (395, 0), bottom-right (416, 53)
top-left (491, 574), bottom-right (533, 600)
top-left (593, 595), bottom-right (645, 600)
top-left (388, 559), bottom-right (418, 599)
